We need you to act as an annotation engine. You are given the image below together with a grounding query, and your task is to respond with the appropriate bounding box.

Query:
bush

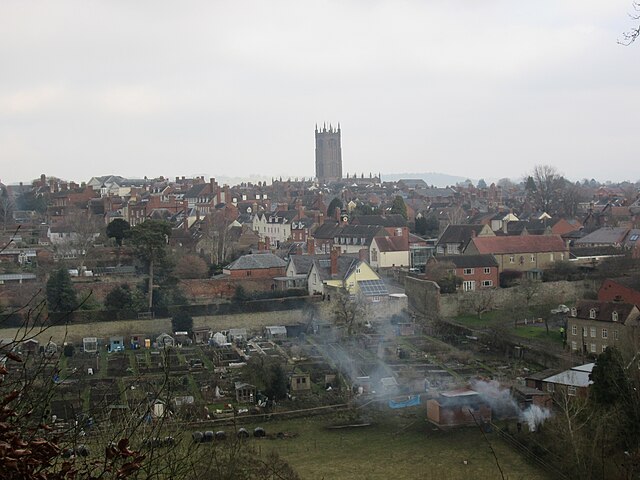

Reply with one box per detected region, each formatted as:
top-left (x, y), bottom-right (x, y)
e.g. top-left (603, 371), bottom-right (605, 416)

top-left (500, 270), bottom-right (523, 288)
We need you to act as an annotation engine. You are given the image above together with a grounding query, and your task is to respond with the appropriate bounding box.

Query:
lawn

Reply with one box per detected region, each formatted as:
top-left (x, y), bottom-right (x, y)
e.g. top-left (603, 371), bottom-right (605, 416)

top-left (235, 412), bottom-right (551, 480)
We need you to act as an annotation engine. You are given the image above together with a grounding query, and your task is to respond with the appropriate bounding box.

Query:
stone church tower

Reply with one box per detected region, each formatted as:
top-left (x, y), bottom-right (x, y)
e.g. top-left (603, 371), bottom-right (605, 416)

top-left (315, 123), bottom-right (342, 184)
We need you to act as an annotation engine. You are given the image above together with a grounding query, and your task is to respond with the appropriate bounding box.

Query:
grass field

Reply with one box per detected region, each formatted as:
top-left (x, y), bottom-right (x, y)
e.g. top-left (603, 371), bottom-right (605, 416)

top-left (232, 412), bottom-right (551, 480)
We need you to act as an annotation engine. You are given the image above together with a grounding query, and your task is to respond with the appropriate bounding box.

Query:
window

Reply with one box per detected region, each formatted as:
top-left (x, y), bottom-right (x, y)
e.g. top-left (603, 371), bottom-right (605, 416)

top-left (582, 327), bottom-right (587, 338)
top-left (372, 296), bottom-right (380, 302)
top-left (546, 383), bottom-right (555, 393)
top-left (483, 267), bottom-right (491, 274)
top-left (246, 271), bottom-right (252, 276)
top-left (612, 311), bottom-right (618, 322)
top-left (571, 307), bottom-right (577, 317)
top-left (602, 344), bottom-right (608, 352)
top-left (531, 254), bottom-right (535, 263)
top-left (567, 386), bottom-right (577, 396)
top-left (602, 328), bottom-right (608, 339)
top-left (590, 343), bottom-right (596, 353)
top-left (590, 327), bottom-right (596, 338)
top-left (560, 253), bottom-right (565, 261)
top-left (571, 325), bottom-right (577, 336)
top-left (371, 250), bottom-right (378, 262)
top-left (463, 268), bottom-right (474, 275)
top-left (550, 253), bottom-right (554, 262)
top-left (447, 244), bottom-right (457, 254)
top-left (589, 308), bottom-right (597, 319)
top-left (613, 330), bottom-right (619, 341)
top-left (509, 255), bottom-right (515, 264)
top-left (481, 280), bottom-right (493, 287)
top-left (463, 280), bottom-right (475, 292)
top-left (571, 341), bottom-right (577, 351)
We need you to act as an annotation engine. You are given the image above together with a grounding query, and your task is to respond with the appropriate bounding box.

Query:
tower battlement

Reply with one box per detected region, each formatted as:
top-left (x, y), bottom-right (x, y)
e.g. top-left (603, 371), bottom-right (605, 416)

top-left (315, 122), bottom-right (342, 184)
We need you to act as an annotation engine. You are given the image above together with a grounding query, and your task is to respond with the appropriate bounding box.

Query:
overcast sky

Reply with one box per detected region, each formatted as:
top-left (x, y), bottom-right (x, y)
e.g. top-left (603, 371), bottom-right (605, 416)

top-left (1, 1), bottom-right (639, 185)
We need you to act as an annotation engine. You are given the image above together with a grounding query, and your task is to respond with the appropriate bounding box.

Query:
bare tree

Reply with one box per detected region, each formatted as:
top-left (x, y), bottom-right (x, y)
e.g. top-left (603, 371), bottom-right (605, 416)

top-left (526, 165), bottom-right (566, 215)
top-left (465, 289), bottom-right (495, 319)
top-left (198, 208), bottom-right (236, 265)
top-left (332, 288), bottom-right (369, 336)
top-left (0, 185), bottom-right (15, 232)
top-left (620, 2), bottom-right (640, 45)
top-left (57, 208), bottom-right (103, 272)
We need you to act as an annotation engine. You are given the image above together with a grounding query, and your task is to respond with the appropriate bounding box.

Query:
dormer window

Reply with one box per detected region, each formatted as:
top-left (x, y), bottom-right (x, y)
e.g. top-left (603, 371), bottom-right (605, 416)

top-left (589, 308), bottom-right (597, 319)
top-left (570, 307), bottom-right (577, 317)
top-left (612, 311), bottom-right (618, 322)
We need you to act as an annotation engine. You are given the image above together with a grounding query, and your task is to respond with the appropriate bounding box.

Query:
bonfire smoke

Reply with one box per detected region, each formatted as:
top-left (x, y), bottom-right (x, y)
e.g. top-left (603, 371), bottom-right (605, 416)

top-left (471, 379), bottom-right (552, 431)
top-left (520, 404), bottom-right (552, 431)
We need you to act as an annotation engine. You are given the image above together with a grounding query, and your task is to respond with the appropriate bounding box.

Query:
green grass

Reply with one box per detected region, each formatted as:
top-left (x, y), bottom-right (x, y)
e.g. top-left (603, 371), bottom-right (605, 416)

top-left (233, 413), bottom-right (551, 480)
top-left (454, 312), bottom-right (501, 328)
top-left (511, 326), bottom-right (563, 346)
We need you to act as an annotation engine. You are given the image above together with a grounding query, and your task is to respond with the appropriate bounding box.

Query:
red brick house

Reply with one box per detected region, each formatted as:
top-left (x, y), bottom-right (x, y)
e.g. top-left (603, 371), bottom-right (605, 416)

top-left (429, 254), bottom-right (499, 292)
top-left (223, 253), bottom-right (286, 278)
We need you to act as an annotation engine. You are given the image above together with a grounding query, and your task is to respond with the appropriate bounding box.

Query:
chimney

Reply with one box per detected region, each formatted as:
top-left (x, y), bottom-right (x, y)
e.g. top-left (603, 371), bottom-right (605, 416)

top-left (296, 245), bottom-right (303, 255)
top-left (502, 220), bottom-right (508, 234)
top-left (330, 247), bottom-right (339, 276)
top-left (359, 248), bottom-right (368, 262)
top-left (335, 207), bottom-right (341, 221)
top-left (307, 236), bottom-right (315, 255)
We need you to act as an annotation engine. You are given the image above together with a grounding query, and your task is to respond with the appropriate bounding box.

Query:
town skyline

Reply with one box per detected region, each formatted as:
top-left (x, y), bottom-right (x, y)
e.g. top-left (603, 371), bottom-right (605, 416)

top-left (2, 1), bottom-right (640, 184)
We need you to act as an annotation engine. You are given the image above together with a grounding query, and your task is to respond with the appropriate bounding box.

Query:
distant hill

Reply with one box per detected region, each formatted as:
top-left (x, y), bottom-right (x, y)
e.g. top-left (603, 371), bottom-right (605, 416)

top-left (381, 172), bottom-right (472, 188)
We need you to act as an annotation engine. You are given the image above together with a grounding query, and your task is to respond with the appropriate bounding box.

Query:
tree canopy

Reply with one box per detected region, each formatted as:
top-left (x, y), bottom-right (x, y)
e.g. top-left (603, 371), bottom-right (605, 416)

top-left (106, 218), bottom-right (130, 247)
top-left (129, 220), bottom-right (172, 310)
top-left (390, 195), bottom-right (407, 219)
top-left (46, 268), bottom-right (77, 313)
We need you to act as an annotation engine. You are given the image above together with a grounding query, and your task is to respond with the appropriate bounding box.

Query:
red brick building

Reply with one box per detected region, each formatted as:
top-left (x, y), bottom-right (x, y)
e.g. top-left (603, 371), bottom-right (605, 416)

top-left (598, 278), bottom-right (640, 306)
top-left (223, 253), bottom-right (286, 279)
top-left (429, 254), bottom-right (499, 292)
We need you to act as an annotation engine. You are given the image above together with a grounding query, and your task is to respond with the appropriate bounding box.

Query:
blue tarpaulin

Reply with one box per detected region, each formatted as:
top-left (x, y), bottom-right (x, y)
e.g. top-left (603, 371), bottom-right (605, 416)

top-left (388, 395), bottom-right (421, 409)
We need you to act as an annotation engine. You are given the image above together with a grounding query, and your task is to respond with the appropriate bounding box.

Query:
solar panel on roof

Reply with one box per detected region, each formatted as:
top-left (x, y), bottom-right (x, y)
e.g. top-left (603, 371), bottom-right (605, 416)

top-left (358, 280), bottom-right (389, 296)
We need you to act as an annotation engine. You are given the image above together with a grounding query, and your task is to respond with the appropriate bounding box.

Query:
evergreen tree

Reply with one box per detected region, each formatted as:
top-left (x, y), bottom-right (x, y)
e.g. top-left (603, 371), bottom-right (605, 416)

top-left (46, 268), bottom-right (77, 313)
top-left (106, 218), bottom-right (130, 247)
top-left (390, 195), bottom-right (407, 220)
top-left (129, 220), bottom-right (172, 311)
top-left (327, 198), bottom-right (343, 217)
top-left (171, 310), bottom-right (193, 334)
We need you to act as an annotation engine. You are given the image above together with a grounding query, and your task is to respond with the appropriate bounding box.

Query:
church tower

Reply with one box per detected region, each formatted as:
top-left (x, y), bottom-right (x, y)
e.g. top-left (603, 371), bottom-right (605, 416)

top-left (315, 123), bottom-right (342, 184)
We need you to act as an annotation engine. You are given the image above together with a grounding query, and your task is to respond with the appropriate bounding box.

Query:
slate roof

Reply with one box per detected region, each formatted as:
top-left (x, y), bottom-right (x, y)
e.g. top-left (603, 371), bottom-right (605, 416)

top-left (225, 253), bottom-right (286, 270)
top-left (312, 255), bottom-right (360, 282)
top-left (437, 225), bottom-right (488, 245)
top-left (288, 254), bottom-right (324, 275)
top-left (572, 300), bottom-right (639, 324)
top-left (351, 214), bottom-right (407, 228)
top-left (469, 235), bottom-right (566, 254)
top-left (435, 254), bottom-right (498, 269)
top-left (623, 229), bottom-right (640, 249)
top-left (574, 227), bottom-right (630, 246)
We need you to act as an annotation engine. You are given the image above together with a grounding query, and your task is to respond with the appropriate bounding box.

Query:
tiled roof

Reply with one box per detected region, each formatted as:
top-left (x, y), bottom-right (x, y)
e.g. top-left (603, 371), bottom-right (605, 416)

top-left (572, 300), bottom-right (638, 323)
top-left (226, 253), bottom-right (286, 270)
top-left (469, 235), bottom-right (566, 254)
top-left (374, 236), bottom-right (408, 252)
top-left (435, 254), bottom-right (498, 268)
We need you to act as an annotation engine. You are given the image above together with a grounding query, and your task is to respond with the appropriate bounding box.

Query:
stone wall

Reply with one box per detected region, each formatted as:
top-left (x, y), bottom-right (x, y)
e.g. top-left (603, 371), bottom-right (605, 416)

top-left (404, 276), bottom-right (441, 320)
top-left (439, 280), bottom-right (598, 318)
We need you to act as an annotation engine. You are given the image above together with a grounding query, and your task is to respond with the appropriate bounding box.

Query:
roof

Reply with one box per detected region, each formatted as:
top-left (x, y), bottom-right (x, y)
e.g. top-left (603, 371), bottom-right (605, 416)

top-left (469, 235), bottom-right (566, 254)
top-left (312, 255), bottom-right (361, 282)
top-left (358, 279), bottom-right (389, 296)
top-left (437, 225), bottom-right (489, 245)
top-left (543, 363), bottom-right (594, 388)
top-left (574, 227), bottom-right (630, 246)
top-left (288, 254), bottom-right (322, 275)
top-left (373, 235), bottom-right (408, 252)
top-left (225, 253), bottom-right (286, 270)
top-left (265, 326), bottom-right (287, 335)
top-left (571, 300), bottom-right (638, 324)
top-left (435, 254), bottom-right (498, 268)
top-left (351, 214), bottom-right (407, 228)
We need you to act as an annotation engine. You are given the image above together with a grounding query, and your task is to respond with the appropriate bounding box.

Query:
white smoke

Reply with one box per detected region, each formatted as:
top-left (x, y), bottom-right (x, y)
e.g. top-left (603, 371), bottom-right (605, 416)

top-left (470, 379), bottom-right (552, 431)
top-left (520, 404), bottom-right (552, 432)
